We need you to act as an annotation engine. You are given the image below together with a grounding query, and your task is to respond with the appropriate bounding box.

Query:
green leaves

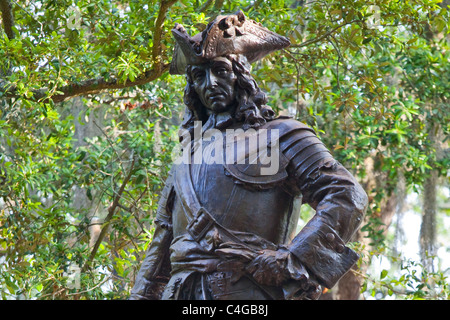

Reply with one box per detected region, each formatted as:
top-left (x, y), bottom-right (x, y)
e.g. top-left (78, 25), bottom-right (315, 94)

top-left (0, 0), bottom-right (449, 300)
top-left (362, 258), bottom-right (450, 300)
top-left (116, 52), bottom-right (142, 84)
top-left (0, 92), bottom-right (180, 299)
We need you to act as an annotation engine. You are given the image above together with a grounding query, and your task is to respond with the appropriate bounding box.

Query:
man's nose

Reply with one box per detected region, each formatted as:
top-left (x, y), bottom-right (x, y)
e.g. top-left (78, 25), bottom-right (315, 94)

top-left (205, 69), bottom-right (218, 88)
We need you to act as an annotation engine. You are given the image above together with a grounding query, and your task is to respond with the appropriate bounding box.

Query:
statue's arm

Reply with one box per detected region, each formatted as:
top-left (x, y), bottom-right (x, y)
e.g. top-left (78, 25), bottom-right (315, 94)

top-left (282, 129), bottom-right (368, 289)
top-left (129, 168), bottom-right (175, 300)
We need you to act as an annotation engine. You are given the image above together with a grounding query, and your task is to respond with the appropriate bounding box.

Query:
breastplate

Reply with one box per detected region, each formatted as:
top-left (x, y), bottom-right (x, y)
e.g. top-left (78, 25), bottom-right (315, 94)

top-left (171, 119), bottom-right (304, 245)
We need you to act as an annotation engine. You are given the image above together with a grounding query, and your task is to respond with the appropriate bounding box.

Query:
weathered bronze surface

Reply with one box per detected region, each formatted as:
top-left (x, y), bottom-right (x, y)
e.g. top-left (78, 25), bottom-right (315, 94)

top-left (130, 11), bottom-right (368, 300)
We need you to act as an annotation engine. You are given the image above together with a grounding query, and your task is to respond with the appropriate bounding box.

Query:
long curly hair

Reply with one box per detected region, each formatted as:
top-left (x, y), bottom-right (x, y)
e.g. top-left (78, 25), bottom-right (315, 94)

top-left (180, 54), bottom-right (276, 140)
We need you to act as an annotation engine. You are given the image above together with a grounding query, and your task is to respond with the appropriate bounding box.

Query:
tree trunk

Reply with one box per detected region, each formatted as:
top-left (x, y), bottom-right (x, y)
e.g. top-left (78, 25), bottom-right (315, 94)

top-left (420, 170), bottom-right (437, 271)
top-left (419, 121), bottom-right (442, 272)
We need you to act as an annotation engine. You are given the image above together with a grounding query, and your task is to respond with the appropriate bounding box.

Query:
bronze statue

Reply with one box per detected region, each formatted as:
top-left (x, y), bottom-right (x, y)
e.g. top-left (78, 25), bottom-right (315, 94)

top-left (129, 11), bottom-right (368, 300)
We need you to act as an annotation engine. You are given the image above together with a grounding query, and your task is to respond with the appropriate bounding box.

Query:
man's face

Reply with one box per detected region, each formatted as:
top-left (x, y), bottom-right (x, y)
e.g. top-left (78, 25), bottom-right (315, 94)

top-left (190, 57), bottom-right (237, 113)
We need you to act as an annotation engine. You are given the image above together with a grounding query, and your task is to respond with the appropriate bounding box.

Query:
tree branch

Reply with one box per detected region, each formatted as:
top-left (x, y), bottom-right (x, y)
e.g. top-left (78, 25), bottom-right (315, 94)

top-left (152, 0), bottom-right (177, 73)
top-left (0, 0), bottom-right (14, 80)
top-left (30, 66), bottom-right (169, 103)
top-left (0, 0), bottom-right (15, 40)
top-left (2, 0), bottom-right (177, 103)
top-left (290, 19), bottom-right (364, 48)
top-left (81, 156), bottom-right (136, 273)
top-left (198, 0), bottom-right (214, 13)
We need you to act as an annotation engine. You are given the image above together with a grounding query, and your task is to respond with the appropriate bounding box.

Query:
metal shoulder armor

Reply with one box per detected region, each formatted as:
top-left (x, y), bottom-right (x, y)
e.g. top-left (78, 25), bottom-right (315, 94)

top-left (223, 117), bottom-right (316, 188)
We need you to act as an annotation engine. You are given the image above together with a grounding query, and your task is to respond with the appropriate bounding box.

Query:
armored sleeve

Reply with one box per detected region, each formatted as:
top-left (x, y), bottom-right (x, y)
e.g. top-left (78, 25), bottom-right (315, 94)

top-left (129, 167), bottom-right (175, 300)
top-left (280, 127), bottom-right (368, 289)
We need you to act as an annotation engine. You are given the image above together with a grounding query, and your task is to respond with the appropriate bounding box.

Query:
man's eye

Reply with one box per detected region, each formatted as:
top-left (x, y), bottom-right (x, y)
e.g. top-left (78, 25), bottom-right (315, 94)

top-left (216, 67), bottom-right (228, 74)
top-left (192, 70), bottom-right (205, 81)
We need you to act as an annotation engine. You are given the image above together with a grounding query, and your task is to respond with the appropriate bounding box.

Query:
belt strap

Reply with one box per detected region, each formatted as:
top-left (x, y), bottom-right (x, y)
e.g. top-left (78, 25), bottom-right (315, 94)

top-left (173, 162), bottom-right (211, 242)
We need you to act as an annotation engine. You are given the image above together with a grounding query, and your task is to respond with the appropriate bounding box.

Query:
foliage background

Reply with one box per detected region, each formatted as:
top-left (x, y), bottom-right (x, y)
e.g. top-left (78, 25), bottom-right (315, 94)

top-left (0, 0), bottom-right (449, 299)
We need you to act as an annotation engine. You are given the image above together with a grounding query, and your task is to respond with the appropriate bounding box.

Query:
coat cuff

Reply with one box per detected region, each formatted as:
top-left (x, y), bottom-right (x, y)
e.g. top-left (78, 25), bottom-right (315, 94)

top-left (129, 277), bottom-right (166, 300)
top-left (287, 220), bottom-right (359, 289)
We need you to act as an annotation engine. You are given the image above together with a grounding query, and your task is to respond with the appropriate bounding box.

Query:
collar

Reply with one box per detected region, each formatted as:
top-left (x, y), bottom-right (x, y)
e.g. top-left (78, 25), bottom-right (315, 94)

top-left (202, 111), bottom-right (234, 131)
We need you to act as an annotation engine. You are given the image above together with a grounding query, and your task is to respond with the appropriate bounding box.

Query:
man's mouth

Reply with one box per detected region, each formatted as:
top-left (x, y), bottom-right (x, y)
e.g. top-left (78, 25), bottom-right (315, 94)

top-left (206, 91), bottom-right (225, 101)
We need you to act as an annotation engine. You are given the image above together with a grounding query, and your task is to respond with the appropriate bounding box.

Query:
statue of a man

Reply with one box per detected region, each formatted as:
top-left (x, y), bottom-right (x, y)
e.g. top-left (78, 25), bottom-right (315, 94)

top-left (130, 11), bottom-right (368, 300)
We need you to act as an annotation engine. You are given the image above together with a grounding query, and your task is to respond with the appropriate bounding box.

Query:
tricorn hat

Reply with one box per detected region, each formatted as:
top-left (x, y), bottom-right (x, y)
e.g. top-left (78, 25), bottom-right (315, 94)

top-left (169, 10), bottom-right (291, 75)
